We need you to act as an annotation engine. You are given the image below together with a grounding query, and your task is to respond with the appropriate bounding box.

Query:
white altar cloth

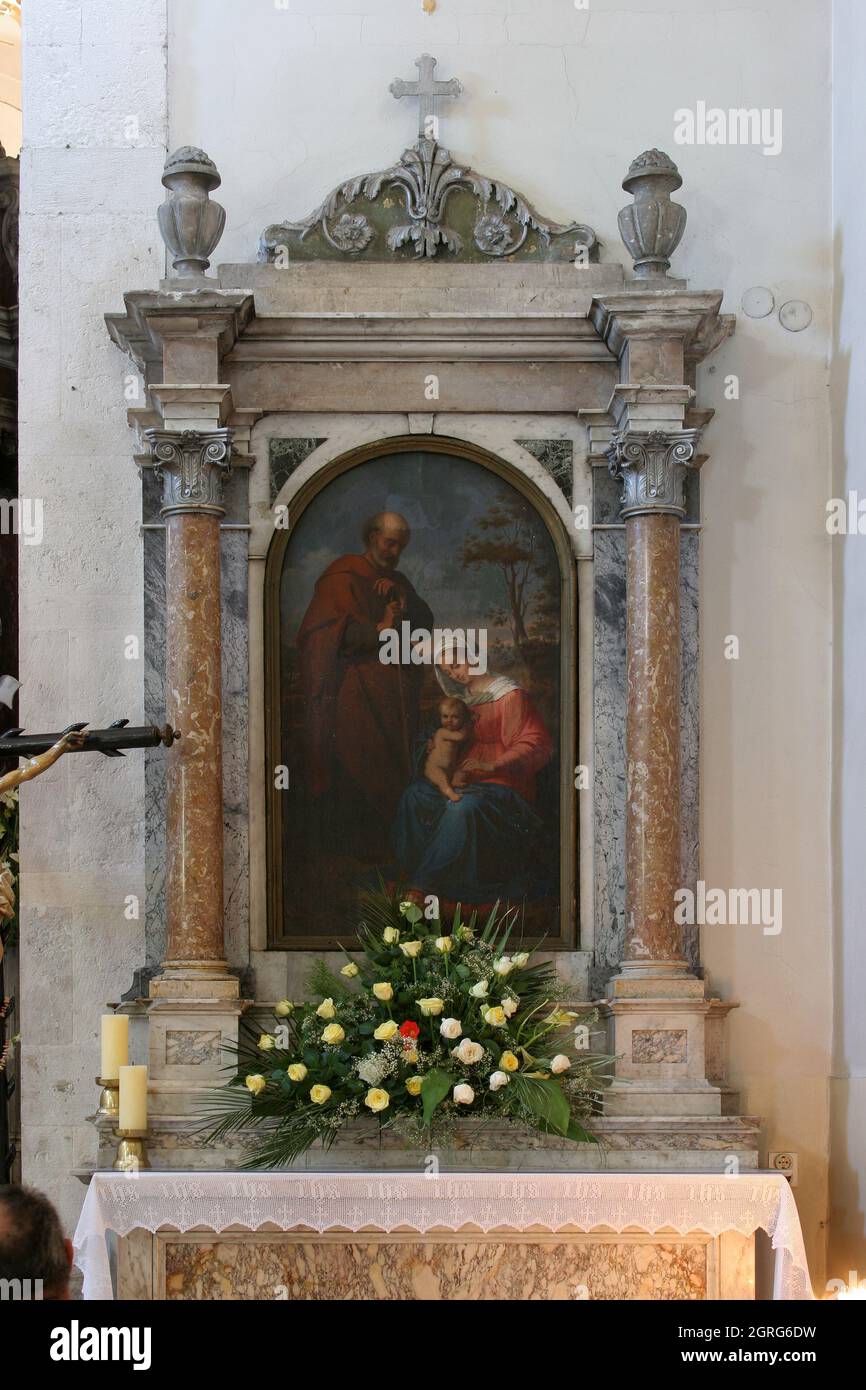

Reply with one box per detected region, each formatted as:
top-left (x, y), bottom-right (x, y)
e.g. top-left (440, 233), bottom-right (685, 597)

top-left (73, 1169), bottom-right (812, 1301)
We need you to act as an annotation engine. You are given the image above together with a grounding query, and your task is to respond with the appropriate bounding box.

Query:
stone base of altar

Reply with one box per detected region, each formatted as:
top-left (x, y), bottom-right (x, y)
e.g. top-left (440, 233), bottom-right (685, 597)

top-left (116, 1224), bottom-right (755, 1301)
top-left (94, 1113), bottom-right (761, 1174)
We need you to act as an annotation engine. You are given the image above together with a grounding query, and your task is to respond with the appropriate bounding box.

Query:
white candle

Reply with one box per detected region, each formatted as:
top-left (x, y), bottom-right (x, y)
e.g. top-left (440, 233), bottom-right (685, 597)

top-left (118, 1065), bottom-right (148, 1132)
top-left (100, 1015), bottom-right (129, 1081)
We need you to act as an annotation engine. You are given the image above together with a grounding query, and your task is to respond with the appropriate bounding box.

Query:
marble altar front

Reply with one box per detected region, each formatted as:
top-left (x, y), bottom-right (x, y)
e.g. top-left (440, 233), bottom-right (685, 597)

top-left (73, 1171), bottom-right (810, 1302)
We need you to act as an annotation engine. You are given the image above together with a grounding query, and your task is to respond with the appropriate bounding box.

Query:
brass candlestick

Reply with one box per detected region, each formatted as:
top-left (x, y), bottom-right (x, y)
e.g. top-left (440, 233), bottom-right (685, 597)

top-left (113, 1130), bottom-right (151, 1172)
top-left (95, 1076), bottom-right (120, 1120)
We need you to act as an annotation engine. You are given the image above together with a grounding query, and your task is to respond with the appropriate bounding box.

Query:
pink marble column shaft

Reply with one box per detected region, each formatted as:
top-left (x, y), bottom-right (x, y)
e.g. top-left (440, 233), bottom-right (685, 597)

top-left (623, 511), bottom-right (686, 971)
top-left (163, 509), bottom-right (227, 973)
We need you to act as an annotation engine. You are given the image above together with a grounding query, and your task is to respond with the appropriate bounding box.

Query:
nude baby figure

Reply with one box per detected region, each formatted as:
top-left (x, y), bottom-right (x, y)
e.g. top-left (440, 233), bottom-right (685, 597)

top-left (423, 697), bottom-right (474, 803)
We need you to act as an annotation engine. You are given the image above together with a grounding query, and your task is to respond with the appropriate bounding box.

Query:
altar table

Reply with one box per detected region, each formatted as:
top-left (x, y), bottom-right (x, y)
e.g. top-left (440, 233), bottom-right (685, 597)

top-left (72, 1170), bottom-right (811, 1301)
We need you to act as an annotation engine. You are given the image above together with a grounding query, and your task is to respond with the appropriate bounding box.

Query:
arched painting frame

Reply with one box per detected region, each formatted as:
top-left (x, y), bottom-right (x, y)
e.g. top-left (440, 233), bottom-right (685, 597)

top-left (264, 435), bottom-right (577, 950)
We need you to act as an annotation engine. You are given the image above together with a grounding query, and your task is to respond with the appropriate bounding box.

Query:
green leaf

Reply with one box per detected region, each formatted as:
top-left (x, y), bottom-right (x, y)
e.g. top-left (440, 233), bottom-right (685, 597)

top-left (420, 1067), bottom-right (454, 1126)
top-left (512, 1074), bottom-right (570, 1137)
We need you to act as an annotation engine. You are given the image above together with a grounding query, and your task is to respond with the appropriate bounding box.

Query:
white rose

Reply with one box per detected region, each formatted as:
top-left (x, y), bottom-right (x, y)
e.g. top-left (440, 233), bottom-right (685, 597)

top-left (434, 936), bottom-right (453, 954)
top-left (453, 1083), bottom-right (475, 1105)
top-left (551, 1054), bottom-right (571, 1075)
top-left (512, 952), bottom-right (530, 968)
top-left (469, 980), bottom-right (489, 998)
top-left (489, 1070), bottom-right (509, 1091)
top-left (440, 1017), bottom-right (462, 1040)
top-left (452, 1037), bottom-right (484, 1065)
top-left (502, 995), bottom-right (519, 1018)
top-left (357, 1057), bottom-right (381, 1085)
top-left (493, 957), bottom-right (514, 977)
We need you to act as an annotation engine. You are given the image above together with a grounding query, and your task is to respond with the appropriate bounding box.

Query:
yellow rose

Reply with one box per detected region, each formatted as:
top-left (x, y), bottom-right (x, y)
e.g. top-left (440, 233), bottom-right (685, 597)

top-left (309, 1084), bottom-right (332, 1104)
top-left (500, 1050), bottom-right (519, 1072)
top-left (316, 998), bottom-right (336, 1019)
top-left (257, 1034), bottom-right (275, 1051)
top-left (372, 982), bottom-right (393, 1001)
top-left (340, 962), bottom-right (359, 977)
top-left (403, 1046), bottom-right (419, 1064)
top-left (398, 901), bottom-right (414, 916)
top-left (274, 999), bottom-right (294, 1016)
top-left (418, 997), bottom-right (444, 1017)
top-left (286, 1063), bottom-right (307, 1082)
top-left (364, 1087), bottom-right (390, 1112)
top-left (400, 939), bottom-right (423, 958)
top-left (483, 1006), bottom-right (506, 1027)
top-left (405, 1076), bottom-right (423, 1096)
top-left (374, 1019), bottom-right (399, 1041)
top-left (245, 1074), bottom-right (266, 1095)
top-left (383, 926), bottom-right (400, 945)
top-left (434, 936), bottom-right (453, 954)
top-left (321, 1023), bottom-right (345, 1045)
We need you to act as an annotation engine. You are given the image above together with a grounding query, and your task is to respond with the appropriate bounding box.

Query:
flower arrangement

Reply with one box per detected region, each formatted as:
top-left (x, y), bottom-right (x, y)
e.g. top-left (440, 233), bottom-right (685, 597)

top-left (204, 888), bottom-right (611, 1167)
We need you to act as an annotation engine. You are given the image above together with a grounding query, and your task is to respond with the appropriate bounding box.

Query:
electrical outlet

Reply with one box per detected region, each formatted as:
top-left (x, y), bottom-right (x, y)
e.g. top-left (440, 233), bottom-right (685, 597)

top-left (768, 1151), bottom-right (798, 1185)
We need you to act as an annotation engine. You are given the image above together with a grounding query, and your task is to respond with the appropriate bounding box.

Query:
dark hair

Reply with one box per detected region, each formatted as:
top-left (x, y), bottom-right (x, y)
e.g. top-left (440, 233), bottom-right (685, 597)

top-left (0, 1185), bottom-right (70, 1292)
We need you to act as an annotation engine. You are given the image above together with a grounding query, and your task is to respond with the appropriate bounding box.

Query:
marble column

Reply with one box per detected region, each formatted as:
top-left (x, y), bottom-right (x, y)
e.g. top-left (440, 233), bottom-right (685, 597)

top-left (603, 426), bottom-right (721, 1115)
top-left (612, 430), bottom-right (700, 979)
top-left (144, 427), bottom-right (238, 1000)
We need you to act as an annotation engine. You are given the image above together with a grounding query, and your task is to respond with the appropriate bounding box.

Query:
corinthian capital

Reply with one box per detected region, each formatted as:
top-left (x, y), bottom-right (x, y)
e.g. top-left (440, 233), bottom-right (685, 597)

top-left (607, 428), bottom-right (701, 519)
top-left (144, 428), bottom-right (233, 516)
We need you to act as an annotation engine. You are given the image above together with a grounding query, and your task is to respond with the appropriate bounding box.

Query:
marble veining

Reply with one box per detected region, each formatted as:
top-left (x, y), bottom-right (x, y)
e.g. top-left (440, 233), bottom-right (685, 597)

top-left (625, 514), bottom-right (683, 963)
top-left (165, 1029), bottom-right (222, 1066)
top-left (632, 1029), bottom-right (688, 1063)
top-left (515, 438), bottom-right (573, 503)
top-left (162, 1233), bottom-right (708, 1301)
top-left (269, 437), bottom-right (326, 503)
top-left (142, 469), bottom-right (250, 974)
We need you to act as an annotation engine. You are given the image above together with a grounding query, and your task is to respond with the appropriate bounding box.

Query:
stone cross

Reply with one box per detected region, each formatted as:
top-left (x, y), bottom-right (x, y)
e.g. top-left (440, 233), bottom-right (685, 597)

top-left (389, 54), bottom-right (462, 140)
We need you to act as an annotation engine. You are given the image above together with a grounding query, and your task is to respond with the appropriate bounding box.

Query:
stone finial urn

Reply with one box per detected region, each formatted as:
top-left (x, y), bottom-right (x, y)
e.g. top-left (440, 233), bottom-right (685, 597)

top-left (617, 149), bottom-right (686, 278)
top-left (157, 146), bottom-right (226, 277)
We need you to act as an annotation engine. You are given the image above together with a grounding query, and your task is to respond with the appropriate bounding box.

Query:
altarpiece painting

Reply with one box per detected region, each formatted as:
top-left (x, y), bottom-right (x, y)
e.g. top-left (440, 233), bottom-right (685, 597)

top-left (265, 440), bottom-right (576, 948)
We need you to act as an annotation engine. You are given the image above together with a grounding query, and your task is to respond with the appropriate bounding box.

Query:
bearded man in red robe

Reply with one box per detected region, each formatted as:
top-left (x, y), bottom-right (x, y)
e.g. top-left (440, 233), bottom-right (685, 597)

top-left (297, 511), bottom-right (434, 831)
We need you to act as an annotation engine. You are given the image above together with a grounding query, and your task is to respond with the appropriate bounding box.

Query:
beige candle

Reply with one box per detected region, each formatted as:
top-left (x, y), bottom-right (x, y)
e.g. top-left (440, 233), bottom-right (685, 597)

top-left (100, 1015), bottom-right (129, 1081)
top-left (118, 1065), bottom-right (148, 1132)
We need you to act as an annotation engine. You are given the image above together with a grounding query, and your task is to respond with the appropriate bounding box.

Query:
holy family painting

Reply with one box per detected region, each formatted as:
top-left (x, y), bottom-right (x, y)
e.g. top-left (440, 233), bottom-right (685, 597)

top-left (267, 444), bottom-right (575, 946)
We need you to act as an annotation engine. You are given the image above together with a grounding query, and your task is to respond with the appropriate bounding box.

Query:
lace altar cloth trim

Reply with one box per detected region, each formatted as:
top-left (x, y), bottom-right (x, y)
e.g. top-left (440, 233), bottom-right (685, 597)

top-left (73, 1170), bottom-right (812, 1301)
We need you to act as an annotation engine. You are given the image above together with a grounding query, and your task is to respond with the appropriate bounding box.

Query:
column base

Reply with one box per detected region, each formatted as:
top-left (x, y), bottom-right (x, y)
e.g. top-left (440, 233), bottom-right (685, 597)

top-left (602, 971), bottom-right (729, 1119)
top-left (146, 996), bottom-right (249, 1118)
top-left (149, 960), bottom-right (240, 1001)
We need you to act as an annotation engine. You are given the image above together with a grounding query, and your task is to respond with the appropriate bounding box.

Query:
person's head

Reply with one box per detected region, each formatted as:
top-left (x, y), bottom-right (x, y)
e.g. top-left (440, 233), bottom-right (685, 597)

top-left (438, 697), bottom-right (471, 731)
top-left (0, 1184), bottom-right (73, 1299)
top-left (363, 512), bottom-right (411, 571)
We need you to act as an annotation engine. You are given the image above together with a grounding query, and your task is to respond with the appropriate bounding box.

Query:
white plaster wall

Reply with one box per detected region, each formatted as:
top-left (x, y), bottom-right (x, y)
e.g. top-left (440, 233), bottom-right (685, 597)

top-left (167, 0), bottom-right (835, 1286)
top-left (829, 0), bottom-right (866, 1286)
top-left (18, 0), bottom-right (167, 1234)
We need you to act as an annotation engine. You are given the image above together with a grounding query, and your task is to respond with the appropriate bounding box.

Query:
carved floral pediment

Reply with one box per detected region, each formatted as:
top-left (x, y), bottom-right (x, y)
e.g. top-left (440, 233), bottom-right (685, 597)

top-left (258, 134), bottom-right (597, 264)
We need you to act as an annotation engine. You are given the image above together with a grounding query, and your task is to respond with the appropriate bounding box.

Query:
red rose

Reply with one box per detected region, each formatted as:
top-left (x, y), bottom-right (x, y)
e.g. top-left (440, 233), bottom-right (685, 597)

top-left (399, 1020), bottom-right (420, 1040)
